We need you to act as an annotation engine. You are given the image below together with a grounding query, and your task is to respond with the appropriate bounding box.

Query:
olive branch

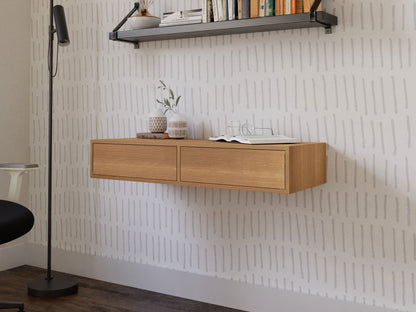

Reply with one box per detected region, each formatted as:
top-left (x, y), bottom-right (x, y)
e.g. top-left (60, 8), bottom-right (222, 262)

top-left (156, 80), bottom-right (181, 114)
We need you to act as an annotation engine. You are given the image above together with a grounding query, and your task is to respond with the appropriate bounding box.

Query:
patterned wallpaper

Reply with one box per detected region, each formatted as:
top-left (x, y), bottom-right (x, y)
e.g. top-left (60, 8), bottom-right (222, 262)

top-left (29, 0), bottom-right (416, 311)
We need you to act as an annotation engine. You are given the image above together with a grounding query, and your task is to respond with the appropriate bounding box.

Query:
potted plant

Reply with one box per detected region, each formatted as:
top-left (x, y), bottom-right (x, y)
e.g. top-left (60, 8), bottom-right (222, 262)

top-left (157, 80), bottom-right (187, 139)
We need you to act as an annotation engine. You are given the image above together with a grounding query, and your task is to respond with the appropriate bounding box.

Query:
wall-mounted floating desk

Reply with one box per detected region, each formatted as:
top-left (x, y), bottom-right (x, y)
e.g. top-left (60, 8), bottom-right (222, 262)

top-left (90, 139), bottom-right (326, 194)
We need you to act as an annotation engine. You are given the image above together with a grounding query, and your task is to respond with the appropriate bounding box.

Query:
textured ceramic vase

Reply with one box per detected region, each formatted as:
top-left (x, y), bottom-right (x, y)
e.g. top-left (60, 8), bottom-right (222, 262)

top-left (167, 113), bottom-right (187, 139)
top-left (148, 108), bottom-right (167, 133)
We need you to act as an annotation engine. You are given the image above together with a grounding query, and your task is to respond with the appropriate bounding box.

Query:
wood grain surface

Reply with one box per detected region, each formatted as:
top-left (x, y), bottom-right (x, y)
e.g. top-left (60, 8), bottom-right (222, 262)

top-left (181, 147), bottom-right (286, 189)
top-left (0, 266), bottom-right (244, 312)
top-left (91, 139), bottom-right (326, 193)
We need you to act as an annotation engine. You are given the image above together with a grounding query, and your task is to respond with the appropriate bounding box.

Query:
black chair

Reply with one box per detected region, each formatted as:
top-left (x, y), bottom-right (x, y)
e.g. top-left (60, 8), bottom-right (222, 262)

top-left (0, 164), bottom-right (37, 312)
top-left (0, 200), bottom-right (34, 312)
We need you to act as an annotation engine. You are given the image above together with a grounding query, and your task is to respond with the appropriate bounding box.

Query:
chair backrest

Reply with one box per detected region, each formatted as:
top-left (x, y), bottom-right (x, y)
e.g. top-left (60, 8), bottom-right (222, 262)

top-left (0, 163), bottom-right (39, 202)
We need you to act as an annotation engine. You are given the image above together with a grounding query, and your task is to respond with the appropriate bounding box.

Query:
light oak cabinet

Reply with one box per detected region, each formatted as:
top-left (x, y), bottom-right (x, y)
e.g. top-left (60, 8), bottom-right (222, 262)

top-left (91, 139), bottom-right (326, 194)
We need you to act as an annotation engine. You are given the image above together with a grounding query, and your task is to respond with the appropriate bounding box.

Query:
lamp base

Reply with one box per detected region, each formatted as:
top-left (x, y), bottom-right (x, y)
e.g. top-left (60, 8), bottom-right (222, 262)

top-left (28, 276), bottom-right (78, 297)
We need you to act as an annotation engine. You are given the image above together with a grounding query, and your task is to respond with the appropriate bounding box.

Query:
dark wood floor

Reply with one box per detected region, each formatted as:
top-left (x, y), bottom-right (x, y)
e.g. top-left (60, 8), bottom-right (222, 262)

top-left (0, 266), bottom-right (244, 312)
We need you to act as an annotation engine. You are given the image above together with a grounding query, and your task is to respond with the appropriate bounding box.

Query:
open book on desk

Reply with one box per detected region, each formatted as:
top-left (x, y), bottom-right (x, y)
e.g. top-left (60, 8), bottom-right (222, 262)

top-left (209, 135), bottom-right (301, 145)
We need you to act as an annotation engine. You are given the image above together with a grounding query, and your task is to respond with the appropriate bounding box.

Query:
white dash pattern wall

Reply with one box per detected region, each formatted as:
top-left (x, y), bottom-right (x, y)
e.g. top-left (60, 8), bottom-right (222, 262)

top-left (29, 0), bottom-right (416, 311)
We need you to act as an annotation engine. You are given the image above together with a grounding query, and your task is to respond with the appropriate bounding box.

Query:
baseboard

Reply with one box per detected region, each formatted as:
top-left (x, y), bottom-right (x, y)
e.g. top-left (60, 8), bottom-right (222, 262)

top-left (25, 243), bottom-right (396, 312)
top-left (0, 242), bottom-right (28, 271)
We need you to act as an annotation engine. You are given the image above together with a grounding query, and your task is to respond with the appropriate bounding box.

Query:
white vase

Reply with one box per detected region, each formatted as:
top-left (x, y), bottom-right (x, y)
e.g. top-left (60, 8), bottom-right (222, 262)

top-left (167, 113), bottom-right (187, 139)
top-left (148, 108), bottom-right (167, 133)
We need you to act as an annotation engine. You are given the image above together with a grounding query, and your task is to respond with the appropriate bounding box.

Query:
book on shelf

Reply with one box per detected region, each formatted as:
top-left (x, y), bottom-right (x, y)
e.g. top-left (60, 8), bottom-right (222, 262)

top-left (208, 0), bottom-right (214, 21)
top-left (202, 0), bottom-right (208, 22)
top-left (136, 132), bottom-right (170, 139)
top-left (209, 135), bottom-right (301, 145)
top-left (212, 0), bottom-right (219, 21)
top-left (291, 0), bottom-right (296, 14)
top-left (238, 0), bottom-right (250, 19)
top-left (251, 0), bottom-right (259, 17)
top-left (161, 9), bottom-right (202, 26)
top-left (265, 0), bottom-right (275, 16)
top-left (216, 0), bottom-right (227, 21)
top-left (259, 0), bottom-right (266, 17)
top-left (222, 0), bottom-right (229, 20)
top-left (228, 0), bottom-right (236, 20)
top-left (285, 0), bottom-right (291, 14)
top-left (296, 0), bottom-right (303, 13)
top-left (201, 0), bottom-right (308, 23)
top-left (303, 0), bottom-right (321, 12)
top-left (275, 0), bottom-right (284, 15)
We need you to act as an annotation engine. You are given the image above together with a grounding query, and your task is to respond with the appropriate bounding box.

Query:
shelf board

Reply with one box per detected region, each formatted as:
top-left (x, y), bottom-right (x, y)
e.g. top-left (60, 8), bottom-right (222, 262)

top-left (110, 12), bottom-right (337, 47)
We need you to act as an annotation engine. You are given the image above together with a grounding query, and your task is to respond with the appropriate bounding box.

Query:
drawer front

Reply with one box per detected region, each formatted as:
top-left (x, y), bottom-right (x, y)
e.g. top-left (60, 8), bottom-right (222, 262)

top-left (180, 147), bottom-right (286, 190)
top-left (92, 144), bottom-right (177, 181)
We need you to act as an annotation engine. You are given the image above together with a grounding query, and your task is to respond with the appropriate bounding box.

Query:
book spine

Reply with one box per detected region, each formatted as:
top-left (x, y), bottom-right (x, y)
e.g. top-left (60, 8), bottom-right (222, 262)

top-left (208, 0), bottom-right (214, 21)
top-left (275, 0), bottom-right (282, 15)
top-left (296, 0), bottom-right (303, 13)
top-left (285, 0), bottom-right (291, 14)
top-left (291, 0), bottom-right (296, 14)
top-left (202, 0), bottom-right (207, 22)
top-left (242, 0), bottom-right (250, 18)
top-left (228, 0), bottom-right (236, 20)
top-left (303, 0), bottom-right (310, 12)
top-left (259, 0), bottom-right (265, 17)
top-left (222, 0), bottom-right (229, 20)
top-left (212, 0), bottom-right (219, 21)
top-left (251, 0), bottom-right (259, 17)
top-left (265, 0), bottom-right (275, 16)
top-left (237, 0), bottom-right (242, 18)
top-left (136, 133), bottom-right (169, 139)
top-left (217, 0), bottom-right (225, 21)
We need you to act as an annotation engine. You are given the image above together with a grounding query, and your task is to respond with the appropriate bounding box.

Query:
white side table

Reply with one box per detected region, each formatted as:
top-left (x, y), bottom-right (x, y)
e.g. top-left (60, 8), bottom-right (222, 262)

top-left (0, 164), bottom-right (39, 202)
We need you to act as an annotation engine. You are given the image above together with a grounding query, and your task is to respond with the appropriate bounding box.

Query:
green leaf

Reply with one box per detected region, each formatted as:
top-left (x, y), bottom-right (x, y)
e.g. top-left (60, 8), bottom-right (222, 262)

top-left (159, 80), bottom-right (167, 88)
top-left (176, 96), bottom-right (181, 106)
top-left (164, 99), bottom-right (171, 107)
top-left (169, 89), bottom-right (174, 100)
top-left (156, 100), bottom-right (163, 104)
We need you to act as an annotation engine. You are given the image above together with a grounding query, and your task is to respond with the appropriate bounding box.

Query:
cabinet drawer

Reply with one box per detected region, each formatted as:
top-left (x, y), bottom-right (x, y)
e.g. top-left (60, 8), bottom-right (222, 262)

top-left (92, 144), bottom-right (177, 182)
top-left (180, 147), bottom-right (286, 190)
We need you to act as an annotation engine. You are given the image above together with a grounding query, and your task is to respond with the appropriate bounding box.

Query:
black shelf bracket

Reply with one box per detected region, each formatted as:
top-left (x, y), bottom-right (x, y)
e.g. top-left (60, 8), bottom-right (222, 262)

top-left (109, 2), bottom-right (140, 46)
top-left (309, 0), bottom-right (332, 34)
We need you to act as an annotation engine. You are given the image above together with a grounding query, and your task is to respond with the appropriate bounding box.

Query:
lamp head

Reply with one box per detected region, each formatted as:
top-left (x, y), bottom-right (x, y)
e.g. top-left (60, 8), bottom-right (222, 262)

top-left (53, 5), bottom-right (70, 47)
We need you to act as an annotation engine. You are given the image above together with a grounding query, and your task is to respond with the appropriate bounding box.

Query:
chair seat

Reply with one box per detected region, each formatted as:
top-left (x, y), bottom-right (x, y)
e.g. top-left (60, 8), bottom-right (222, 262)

top-left (0, 200), bottom-right (34, 245)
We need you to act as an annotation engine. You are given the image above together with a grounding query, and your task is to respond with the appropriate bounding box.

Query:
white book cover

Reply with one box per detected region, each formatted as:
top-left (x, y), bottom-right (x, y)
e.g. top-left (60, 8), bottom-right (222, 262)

top-left (160, 20), bottom-right (202, 27)
top-left (209, 135), bottom-right (301, 144)
top-left (228, 0), bottom-right (235, 20)
top-left (202, 0), bottom-right (208, 22)
top-left (212, 0), bottom-right (219, 21)
top-left (161, 16), bottom-right (202, 23)
top-left (217, 0), bottom-right (225, 21)
top-left (259, 0), bottom-right (265, 16)
top-left (222, 0), bottom-right (228, 20)
top-left (285, 0), bottom-right (291, 14)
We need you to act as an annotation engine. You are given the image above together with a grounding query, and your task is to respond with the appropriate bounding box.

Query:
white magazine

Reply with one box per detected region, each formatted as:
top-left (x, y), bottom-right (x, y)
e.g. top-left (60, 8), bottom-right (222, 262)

top-left (209, 135), bottom-right (301, 144)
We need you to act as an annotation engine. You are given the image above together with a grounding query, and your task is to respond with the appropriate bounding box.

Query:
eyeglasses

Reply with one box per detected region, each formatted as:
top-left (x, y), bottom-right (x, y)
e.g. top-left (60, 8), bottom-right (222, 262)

top-left (227, 121), bottom-right (274, 136)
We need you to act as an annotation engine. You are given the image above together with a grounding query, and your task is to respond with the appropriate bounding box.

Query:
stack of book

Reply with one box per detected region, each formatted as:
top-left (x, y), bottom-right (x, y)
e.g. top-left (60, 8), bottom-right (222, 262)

top-left (160, 9), bottom-right (203, 27)
top-left (202, 0), bottom-right (322, 22)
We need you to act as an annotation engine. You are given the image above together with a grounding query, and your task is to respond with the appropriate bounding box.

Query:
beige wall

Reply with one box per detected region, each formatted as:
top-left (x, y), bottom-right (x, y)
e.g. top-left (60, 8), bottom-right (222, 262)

top-left (0, 0), bottom-right (30, 199)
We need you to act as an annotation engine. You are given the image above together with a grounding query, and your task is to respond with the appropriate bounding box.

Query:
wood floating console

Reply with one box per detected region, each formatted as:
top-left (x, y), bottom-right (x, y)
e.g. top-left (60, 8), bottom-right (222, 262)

top-left (90, 139), bottom-right (326, 194)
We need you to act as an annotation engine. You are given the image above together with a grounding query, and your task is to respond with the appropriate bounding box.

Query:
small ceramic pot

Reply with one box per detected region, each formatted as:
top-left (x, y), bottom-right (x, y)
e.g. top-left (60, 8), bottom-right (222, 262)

top-left (148, 108), bottom-right (167, 133)
top-left (167, 113), bottom-right (187, 139)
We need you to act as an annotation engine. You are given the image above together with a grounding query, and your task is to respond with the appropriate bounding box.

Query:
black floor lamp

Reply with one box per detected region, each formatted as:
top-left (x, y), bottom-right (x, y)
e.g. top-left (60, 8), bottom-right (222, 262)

top-left (27, 0), bottom-right (78, 297)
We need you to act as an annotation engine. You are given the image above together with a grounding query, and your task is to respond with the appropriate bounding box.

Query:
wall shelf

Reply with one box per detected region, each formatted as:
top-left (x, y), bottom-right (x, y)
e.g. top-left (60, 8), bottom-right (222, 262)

top-left (90, 139), bottom-right (326, 194)
top-left (110, 11), bottom-right (337, 48)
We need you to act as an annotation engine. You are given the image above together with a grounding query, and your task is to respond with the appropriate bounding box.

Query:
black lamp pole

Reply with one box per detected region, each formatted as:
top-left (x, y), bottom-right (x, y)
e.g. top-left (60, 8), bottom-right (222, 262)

top-left (27, 0), bottom-right (78, 297)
